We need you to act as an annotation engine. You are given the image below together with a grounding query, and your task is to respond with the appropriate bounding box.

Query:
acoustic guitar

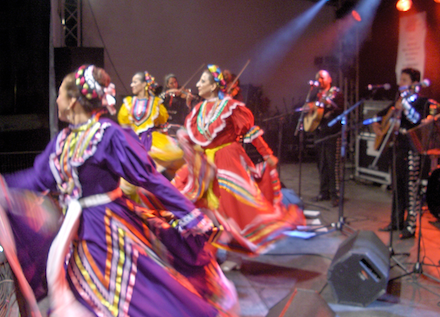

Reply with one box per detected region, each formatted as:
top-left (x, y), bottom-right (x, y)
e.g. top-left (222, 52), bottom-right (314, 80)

top-left (373, 100), bottom-right (402, 151)
top-left (303, 101), bottom-right (324, 132)
top-left (303, 87), bottom-right (339, 132)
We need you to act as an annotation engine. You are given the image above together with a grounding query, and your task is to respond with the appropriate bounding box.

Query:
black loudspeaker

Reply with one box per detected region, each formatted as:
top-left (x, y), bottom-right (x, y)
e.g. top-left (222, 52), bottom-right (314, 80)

top-left (266, 288), bottom-right (336, 317)
top-left (327, 230), bottom-right (390, 307)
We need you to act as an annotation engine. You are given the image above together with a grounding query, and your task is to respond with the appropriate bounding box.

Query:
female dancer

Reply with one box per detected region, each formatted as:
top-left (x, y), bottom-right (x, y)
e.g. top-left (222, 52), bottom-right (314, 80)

top-left (0, 65), bottom-right (237, 316)
top-left (118, 71), bottom-right (183, 180)
top-left (117, 71), bottom-right (168, 151)
top-left (173, 65), bottom-right (304, 256)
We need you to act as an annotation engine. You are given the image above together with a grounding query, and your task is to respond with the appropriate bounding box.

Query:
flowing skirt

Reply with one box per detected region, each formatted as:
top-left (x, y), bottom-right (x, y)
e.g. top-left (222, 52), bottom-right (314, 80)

top-left (0, 188), bottom-right (238, 316)
top-left (172, 137), bottom-right (305, 255)
top-left (149, 130), bottom-right (185, 178)
top-left (68, 197), bottom-right (237, 316)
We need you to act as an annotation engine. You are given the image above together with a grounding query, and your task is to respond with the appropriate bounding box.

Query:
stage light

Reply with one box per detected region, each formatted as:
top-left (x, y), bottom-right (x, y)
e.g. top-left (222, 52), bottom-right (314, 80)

top-left (352, 10), bottom-right (362, 22)
top-left (434, 0), bottom-right (440, 3)
top-left (396, 0), bottom-right (412, 12)
top-left (336, 0), bottom-right (358, 19)
top-left (335, 1), bottom-right (365, 22)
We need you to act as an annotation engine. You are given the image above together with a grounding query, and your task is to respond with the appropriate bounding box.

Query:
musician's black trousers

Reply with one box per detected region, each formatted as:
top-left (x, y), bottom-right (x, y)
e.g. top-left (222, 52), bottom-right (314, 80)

top-left (392, 140), bottom-right (420, 232)
top-left (315, 135), bottom-right (341, 199)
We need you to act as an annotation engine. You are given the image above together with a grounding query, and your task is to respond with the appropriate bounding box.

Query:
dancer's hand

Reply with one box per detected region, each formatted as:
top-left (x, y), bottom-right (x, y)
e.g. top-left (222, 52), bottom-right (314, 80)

top-left (266, 155), bottom-right (278, 167)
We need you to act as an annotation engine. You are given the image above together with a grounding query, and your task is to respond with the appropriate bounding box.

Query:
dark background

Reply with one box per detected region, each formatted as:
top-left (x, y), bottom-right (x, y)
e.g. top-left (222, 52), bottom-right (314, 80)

top-left (0, 0), bottom-right (50, 152)
top-left (1, 0), bottom-right (439, 167)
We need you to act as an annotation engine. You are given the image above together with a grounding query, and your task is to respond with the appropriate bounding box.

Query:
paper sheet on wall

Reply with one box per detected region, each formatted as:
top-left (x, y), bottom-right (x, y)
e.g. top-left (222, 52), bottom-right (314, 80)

top-left (395, 12), bottom-right (426, 82)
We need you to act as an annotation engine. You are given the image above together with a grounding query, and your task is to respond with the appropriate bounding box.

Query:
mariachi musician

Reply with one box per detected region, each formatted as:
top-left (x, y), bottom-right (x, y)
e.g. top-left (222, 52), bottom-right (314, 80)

top-left (161, 74), bottom-right (193, 127)
top-left (373, 67), bottom-right (430, 239)
top-left (306, 70), bottom-right (344, 207)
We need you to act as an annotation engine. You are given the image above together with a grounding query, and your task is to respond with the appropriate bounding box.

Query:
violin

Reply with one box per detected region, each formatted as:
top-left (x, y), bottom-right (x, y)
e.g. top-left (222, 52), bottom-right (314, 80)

top-left (160, 88), bottom-right (194, 99)
top-left (160, 88), bottom-right (200, 109)
top-left (226, 80), bottom-right (241, 98)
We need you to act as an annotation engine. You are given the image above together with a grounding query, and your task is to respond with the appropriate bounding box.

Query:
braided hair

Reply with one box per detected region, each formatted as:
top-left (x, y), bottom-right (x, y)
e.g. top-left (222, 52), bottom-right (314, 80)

top-left (63, 65), bottom-right (115, 114)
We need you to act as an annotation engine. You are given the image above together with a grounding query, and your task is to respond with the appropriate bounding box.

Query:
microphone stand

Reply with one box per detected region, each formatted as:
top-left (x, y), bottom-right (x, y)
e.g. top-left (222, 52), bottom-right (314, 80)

top-left (327, 99), bottom-right (364, 232)
top-left (379, 91), bottom-right (416, 276)
top-left (294, 85), bottom-right (315, 199)
top-left (411, 120), bottom-right (440, 283)
top-left (389, 112), bottom-right (440, 284)
top-left (387, 110), bottom-right (411, 274)
top-left (306, 118), bottom-right (384, 236)
top-left (262, 112), bottom-right (289, 176)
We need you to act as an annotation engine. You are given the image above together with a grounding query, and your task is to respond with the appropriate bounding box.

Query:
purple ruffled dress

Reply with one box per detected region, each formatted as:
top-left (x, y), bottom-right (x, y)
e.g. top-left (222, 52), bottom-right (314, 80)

top-left (4, 115), bottom-right (236, 316)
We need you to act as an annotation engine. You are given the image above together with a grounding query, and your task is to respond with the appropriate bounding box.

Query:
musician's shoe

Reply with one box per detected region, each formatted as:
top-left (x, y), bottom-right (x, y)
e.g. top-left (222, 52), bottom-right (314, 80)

top-left (378, 223), bottom-right (403, 232)
top-left (314, 194), bottom-right (330, 202)
top-left (399, 228), bottom-right (415, 239)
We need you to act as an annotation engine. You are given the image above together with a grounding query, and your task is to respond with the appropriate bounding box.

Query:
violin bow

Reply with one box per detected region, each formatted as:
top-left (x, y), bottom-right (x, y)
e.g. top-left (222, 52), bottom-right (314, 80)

top-left (227, 59), bottom-right (251, 94)
top-left (180, 63), bottom-right (206, 91)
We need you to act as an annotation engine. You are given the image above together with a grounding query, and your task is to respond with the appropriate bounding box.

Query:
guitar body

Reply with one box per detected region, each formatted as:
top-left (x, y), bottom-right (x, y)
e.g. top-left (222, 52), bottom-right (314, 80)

top-left (374, 106), bottom-right (399, 150)
top-left (304, 101), bottom-right (324, 132)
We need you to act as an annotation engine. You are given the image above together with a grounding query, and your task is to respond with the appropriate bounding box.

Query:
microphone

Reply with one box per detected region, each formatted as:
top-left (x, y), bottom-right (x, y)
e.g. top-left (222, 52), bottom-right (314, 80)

top-left (362, 117), bottom-right (382, 125)
top-left (367, 83), bottom-right (391, 90)
top-left (309, 80), bottom-right (319, 87)
top-left (398, 79), bottom-right (430, 91)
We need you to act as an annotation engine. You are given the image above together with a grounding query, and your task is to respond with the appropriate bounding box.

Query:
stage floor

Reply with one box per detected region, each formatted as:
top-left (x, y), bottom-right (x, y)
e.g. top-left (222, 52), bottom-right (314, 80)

top-left (17, 161), bottom-right (440, 316)
top-left (224, 162), bottom-right (440, 317)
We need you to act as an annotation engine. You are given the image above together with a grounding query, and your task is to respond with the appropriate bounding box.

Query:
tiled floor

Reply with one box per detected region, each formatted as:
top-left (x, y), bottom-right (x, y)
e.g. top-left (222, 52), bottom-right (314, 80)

top-left (224, 162), bottom-right (440, 317)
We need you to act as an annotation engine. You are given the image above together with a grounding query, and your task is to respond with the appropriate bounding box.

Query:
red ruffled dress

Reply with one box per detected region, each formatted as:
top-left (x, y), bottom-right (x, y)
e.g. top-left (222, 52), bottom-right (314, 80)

top-left (172, 97), bottom-right (304, 255)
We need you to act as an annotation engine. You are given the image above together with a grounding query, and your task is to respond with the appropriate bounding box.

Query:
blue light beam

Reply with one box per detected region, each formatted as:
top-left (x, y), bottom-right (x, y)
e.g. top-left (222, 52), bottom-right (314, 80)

top-left (251, 0), bottom-right (329, 80)
top-left (338, 0), bottom-right (382, 62)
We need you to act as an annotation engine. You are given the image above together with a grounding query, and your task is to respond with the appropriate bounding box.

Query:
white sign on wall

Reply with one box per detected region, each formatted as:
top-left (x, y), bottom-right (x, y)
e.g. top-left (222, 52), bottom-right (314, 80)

top-left (395, 11), bottom-right (427, 82)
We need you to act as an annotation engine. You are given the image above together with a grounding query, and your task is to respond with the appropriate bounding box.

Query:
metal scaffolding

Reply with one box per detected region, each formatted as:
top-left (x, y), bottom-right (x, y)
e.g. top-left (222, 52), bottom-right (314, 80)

top-left (61, 0), bottom-right (82, 47)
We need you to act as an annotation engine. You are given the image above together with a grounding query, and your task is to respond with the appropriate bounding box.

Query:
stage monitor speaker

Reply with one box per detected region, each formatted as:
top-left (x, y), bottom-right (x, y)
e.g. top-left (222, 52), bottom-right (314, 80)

top-left (266, 288), bottom-right (336, 317)
top-left (327, 230), bottom-right (390, 307)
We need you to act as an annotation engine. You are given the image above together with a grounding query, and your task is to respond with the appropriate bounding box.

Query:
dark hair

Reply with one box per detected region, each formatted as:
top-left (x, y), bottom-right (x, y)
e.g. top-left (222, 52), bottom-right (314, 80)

top-left (63, 65), bottom-right (111, 112)
top-left (134, 71), bottom-right (162, 96)
top-left (401, 68), bottom-right (421, 83)
top-left (203, 69), bottom-right (216, 84)
top-left (164, 73), bottom-right (177, 87)
top-left (202, 69), bottom-right (220, 94)
top-left (134, 71), bottom-right (147, 83)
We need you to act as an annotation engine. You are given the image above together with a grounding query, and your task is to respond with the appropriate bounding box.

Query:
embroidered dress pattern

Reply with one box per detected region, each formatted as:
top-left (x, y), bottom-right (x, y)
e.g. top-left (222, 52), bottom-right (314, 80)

top-left (49, 115), bottom-right (109, 208)
top-left (131, 98), bottom-right (154, 126)
top-left (67, 207), bottom-right (204, 316)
